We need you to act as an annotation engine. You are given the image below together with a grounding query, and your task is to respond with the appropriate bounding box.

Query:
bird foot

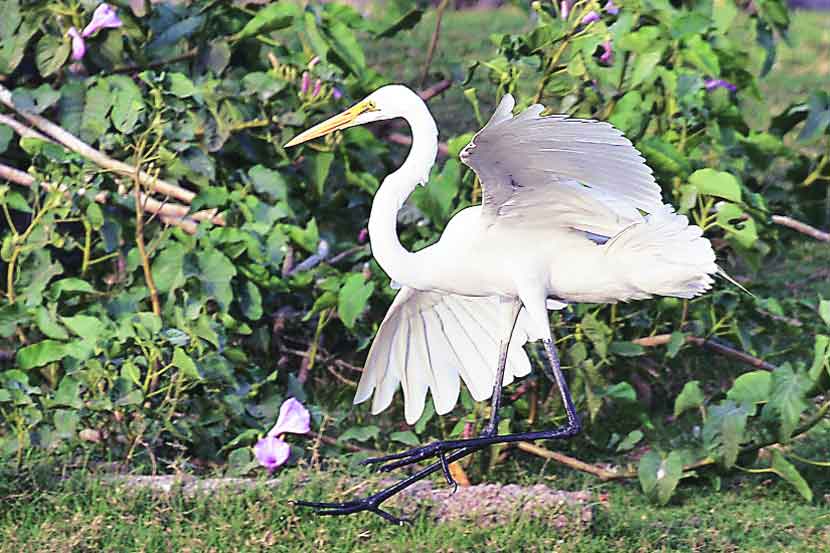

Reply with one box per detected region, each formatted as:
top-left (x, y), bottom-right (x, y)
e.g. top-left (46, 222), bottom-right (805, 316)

top-left (293, 496), bottom-right (411, 525)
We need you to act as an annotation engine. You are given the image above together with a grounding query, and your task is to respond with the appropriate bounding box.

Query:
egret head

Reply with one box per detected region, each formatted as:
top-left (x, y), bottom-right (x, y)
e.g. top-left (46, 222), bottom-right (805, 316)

top-left (284, 85), bottom-right (421, 148)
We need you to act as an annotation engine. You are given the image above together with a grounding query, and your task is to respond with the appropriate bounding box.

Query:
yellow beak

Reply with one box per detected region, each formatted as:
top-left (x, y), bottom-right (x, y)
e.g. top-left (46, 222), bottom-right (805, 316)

top-left (284, 100), bottom-right (376, 148)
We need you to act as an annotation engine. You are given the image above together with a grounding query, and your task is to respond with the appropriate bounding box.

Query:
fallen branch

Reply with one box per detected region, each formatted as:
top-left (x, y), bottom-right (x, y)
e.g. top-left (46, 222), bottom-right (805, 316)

top-left (516, 442), bottom-right (631, 481)
top-left (631, 333), bottom-right (777, 371)
top-left (0, 83), bottom-right (214, 211)
top-left (772, 215), bottom-right (830, 242)
top-left (388, 132), bottom-right (450, 158)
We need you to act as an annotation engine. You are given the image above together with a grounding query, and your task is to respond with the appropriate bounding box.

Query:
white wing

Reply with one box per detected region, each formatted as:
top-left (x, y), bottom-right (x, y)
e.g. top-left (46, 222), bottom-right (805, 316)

top-left (355, 287), bottom-right (535, 425)
top-left (460, 94), bottom-right (664, 237)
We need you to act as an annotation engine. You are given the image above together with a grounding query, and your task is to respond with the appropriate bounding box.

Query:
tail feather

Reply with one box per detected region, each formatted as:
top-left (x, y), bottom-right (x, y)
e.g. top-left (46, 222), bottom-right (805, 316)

top-left (356, 289), bottom-right (534, 425)
top-left (604, 205), bottom-right (717, 299)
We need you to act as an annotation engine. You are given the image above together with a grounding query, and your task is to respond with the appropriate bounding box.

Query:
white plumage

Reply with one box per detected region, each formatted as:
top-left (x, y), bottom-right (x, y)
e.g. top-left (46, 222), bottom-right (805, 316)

top-left (285, 85), bottom-right (718, 425)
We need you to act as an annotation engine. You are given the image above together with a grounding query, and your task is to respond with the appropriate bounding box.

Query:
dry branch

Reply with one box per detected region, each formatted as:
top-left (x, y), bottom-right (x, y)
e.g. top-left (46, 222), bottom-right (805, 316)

top-left (0, 83), bottom-right (224, 225)
top-left (772, 215), bottom-right (830, 242)
top-left (632, 333), bottom-right (777, 371)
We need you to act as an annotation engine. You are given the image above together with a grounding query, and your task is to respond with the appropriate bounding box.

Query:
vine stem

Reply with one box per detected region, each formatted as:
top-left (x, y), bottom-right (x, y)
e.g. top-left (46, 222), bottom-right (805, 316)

top-left (419, 0), bottom-right (451, 88)
top-left (6, 194), bottom-right (61, 303)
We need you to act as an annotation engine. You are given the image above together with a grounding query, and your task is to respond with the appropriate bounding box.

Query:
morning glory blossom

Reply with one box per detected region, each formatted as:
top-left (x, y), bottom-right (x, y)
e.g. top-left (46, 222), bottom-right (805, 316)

top-left (599, 40), bottom-right (613, 65)
top-left (253, 397), bottom-right (311, 473)
top-left (604, 0), bottom-right (620, 15)
top-left (704, 78), bottom-right (737, 92)
top-left (560, 0), bottom-right (571, 19)
top-left (68, 27), bottom-right (86, 61)
top-left (82, 3), bottom-right (123, 37)
top-left (581, 10), bottom-right (601, 24)
top-left (67, 3), bottom-right (122, 62)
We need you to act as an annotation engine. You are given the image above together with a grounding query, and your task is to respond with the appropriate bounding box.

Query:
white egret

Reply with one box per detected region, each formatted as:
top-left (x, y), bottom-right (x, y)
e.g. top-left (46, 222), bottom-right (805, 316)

top-left (287, 85), bottom-right (717, 523)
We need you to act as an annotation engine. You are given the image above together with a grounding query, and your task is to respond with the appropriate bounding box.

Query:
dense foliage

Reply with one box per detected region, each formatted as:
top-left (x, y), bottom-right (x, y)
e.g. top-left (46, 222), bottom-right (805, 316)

top-left (0, 0), bottom-right (828, 505)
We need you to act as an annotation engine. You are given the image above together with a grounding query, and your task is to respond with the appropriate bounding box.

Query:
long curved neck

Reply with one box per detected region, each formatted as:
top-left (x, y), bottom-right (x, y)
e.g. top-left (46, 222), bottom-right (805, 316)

top-left (368, 100), bottom-right (438, 287)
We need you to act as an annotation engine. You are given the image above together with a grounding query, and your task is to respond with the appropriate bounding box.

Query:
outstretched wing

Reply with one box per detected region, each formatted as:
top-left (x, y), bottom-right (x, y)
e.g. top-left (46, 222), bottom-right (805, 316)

top-left (460, 94), bottom-right (663, 237)
top-left (354, 287), bottom-right (536, 425)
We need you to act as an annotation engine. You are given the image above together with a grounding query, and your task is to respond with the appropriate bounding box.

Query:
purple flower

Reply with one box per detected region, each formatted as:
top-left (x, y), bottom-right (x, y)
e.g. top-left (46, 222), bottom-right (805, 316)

top-left (357, 228), bottom-right (368, 244)
top-left (68, 27), bottom-right (86, 61)
top-left (253, 437), bottom-right (291, 472)
top-left (268, 397), bottom-right (311, 436)
top-left (560, 0), bottom-right (571, 19)
top-left (704, 78), bottom-right (737, 92)
top-left (312, 79), bottom-right (322, 98)
top-left (253, 397), bottom-right (311, 473)
top-left (300, 71), bottom-right (310, 95)
top-left (599, 40), bottom-right (613, 65)
top-left (581, 10), bottom-right (601, 25)
top-left (82, 3), bottom-right (123, 37)
top-left (332, 87), bottom-right (343, 100)
top-left (604, 0), bottom-right (619, 15)
top-left (308, 56), bottom-right (320, 69)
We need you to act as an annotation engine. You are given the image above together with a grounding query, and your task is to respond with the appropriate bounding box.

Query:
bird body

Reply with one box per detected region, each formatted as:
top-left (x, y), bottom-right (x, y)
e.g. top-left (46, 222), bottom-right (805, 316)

top-left (286, 84), bottom-right (717, 425)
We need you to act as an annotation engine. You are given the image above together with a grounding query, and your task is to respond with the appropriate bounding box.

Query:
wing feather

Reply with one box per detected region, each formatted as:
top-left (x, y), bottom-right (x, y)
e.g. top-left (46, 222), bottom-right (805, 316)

top-left (460, 94), bottom-right (663, 234)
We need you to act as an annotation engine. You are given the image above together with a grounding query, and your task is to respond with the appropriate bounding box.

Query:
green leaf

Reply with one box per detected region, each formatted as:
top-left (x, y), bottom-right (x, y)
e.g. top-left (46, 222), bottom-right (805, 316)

top-left (374, 8), bottom-right (424, 39)
top-left (638, 450), bottom-right (684, 505)
top-left (61, 315), bottom-right (105, 341)
top-left (716, 203), bottom-right (758, 249)
top-left (109, 75), bottom-right (144, 133)
top-left (198, 248), bottom-right (237, 311)
top-left (12, 84), bottom-right (61, 114)
top-left (339, 425), bottom-right (380, 443)
top-left (683, 35), bottom-right (720, 75)
top-left (616, 429), bottom-right (643, 452)
top-left (235, 3), bottom-right (298, 40)
top-left (638, 137), bottom-right (690, 176)
top-left (727, 371), bottom-right (773, 407)
top-left (390, 431), bottom-right (420, 446)
top-left (674, 381), bottom-right (704, 417)
top-left (148, 15), bottom-right (204, 50)
top-left (609, 91), bottom-right (644, 135)
top-left (670, 13), bottom-right (710, 39)
top-left (580, 313), bottom-right (610, 359)
top-left (287, 219), bottom-right (319, 253)
top-left (81, 80), bottom-right (112, 144)
top-left (239, 280), bottom-right (263, 320)
top-left (53, 376), bottom-right (83, 409)
top-left (797, 92), bottom-right (830, 144)
top-left (16, 340), bottom-right (67, 370)
top-left (338, 273), bottom-right (375, 329)
top-left (167, 73), bottom-right (198, 98)
top-left (309, 153), bottom-right (334, 197)
top-left (34, 307), bottom-right (68, 340)
top-left (35, 34), bottom-right (70, 77)
top-left (761, 365), bottom-right (811, 441)
top-left (172, 348), bottom-right (201, 380)
top-left (46, 278), bottom-right (94, 300)
top-left (605, 382), bottom-right (637, 402)
top-left (770, 450), bottom-right (813, 502)
top-left (688, 169), bottom-right (742, 203)
top-left (151, 242), bottom-right (186, 294)
top-left (325, 21), bottom-right (366, 77)
top-left (241, 72), bottom-right (286, 102)
top-left (249, 165), bottom-right (288, 203)
top-left (819, 299), bottom-right (830, 327)
top-left (809, 335), bottom-right (830, 382)
top-left (667, 331), bottom-right (686, 358)
top-left (226, 447), bottom-right (256, 477)
top-left (609, 341), bottom-right (645, 357)
top-left (0, 123), bottom-right (12, 154)
top-left (703, 400), bottom-right (751, 468)
top-left (54, 409), bottom-right (79, 438)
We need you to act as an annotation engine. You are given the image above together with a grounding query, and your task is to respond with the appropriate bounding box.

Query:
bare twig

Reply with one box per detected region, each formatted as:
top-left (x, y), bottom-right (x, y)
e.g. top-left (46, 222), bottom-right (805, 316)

top-left (772, 215), bottom-right (830, 242)
top-left (516, 441), bottom-right (631, 481)
top-left (631, 333), bottom-right (778, 371)
top-left (388, 132), bottom-right (450, 158)
top-left (419, 0), bottom-right (451, 88)
top-left (417, 78), bottom-right (452, 102)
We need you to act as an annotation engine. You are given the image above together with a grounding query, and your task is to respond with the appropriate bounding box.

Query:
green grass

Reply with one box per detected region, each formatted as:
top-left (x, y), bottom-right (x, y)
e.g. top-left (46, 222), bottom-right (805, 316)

top-left (365, 4), bottom-right (531, 137)
top-left (1, 464), bottom-right (828, 553)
